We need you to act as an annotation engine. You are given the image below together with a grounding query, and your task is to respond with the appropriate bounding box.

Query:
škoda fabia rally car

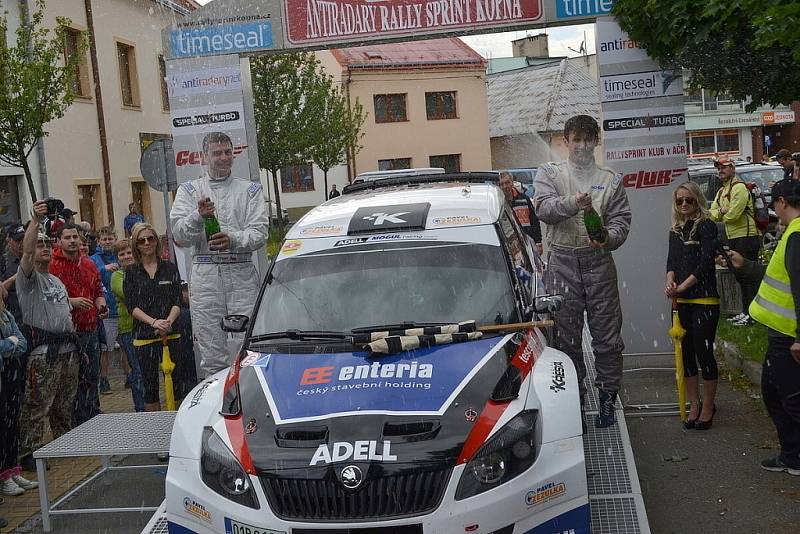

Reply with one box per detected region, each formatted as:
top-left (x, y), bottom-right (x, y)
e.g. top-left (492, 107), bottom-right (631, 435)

top-left (166, 174), bottom-right (589, 534)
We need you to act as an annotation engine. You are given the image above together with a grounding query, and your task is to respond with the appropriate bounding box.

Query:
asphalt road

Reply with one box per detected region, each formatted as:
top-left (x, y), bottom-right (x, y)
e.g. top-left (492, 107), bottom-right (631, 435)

top-left (622, 353), bottom-right (800, 534)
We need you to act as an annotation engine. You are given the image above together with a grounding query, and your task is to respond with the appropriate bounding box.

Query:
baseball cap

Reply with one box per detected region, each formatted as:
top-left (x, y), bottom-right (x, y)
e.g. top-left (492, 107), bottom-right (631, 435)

top-left (775, 148), bottom-right (792, 159)
top-left (771, 179), bottom-right (800, 201)
top-left (714, 157), bottom-right (735, 168)
top-left (36, 232), bottom-right (54, 243)
top-left (8, 224), bottom-right (24, 241)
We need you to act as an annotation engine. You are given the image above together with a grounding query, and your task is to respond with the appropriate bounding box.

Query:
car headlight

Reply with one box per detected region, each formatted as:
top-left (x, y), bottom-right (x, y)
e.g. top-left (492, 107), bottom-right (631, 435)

top-left (201, 428), bottom-right (259, 509)
top-left (455, 411), bottom-right (538, 500)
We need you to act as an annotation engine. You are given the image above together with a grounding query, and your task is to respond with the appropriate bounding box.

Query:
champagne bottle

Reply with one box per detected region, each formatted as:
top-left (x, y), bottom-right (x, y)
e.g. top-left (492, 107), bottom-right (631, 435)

top-left (583, 203), bottom-right (605, 242)
top-left (204, 214), bottom-right (221, 241)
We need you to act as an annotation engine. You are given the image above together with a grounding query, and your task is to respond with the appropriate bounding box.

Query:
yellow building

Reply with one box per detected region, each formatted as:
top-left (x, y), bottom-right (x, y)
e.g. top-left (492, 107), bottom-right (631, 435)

top-left (0, 0), bottom-right (198, 232)
top-left (317, 38), bottom-right (492, 178)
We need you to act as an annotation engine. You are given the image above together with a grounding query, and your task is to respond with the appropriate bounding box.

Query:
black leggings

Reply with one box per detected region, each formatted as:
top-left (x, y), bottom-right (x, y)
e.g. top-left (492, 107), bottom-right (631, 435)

top-left (728, 235), bottom-right (761, 313)
top-left (135, 338), bottom-right (182, 405)
top-left (678, 303), bottom-right (720, 380)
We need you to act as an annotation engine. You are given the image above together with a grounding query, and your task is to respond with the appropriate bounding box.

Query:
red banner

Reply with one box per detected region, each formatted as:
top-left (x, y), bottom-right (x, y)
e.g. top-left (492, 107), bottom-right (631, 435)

top-left (284, 0), bottom-right (542, 45)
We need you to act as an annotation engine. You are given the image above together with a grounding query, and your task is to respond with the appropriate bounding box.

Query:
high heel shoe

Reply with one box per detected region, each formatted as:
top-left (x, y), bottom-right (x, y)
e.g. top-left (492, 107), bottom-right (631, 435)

top-left (683, 402), bottom-right (702, 430)
top-left (694, 404), bottom-right (717, 430)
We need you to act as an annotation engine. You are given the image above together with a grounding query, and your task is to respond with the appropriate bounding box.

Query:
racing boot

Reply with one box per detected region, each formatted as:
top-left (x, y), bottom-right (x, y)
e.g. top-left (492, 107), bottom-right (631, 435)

top-left (595, 389), bottom-right (617, 428)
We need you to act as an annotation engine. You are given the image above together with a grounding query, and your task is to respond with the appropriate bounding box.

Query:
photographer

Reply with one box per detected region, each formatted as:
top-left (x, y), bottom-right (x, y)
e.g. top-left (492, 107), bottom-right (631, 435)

top-left (721, 179), bottom-right (800, 475)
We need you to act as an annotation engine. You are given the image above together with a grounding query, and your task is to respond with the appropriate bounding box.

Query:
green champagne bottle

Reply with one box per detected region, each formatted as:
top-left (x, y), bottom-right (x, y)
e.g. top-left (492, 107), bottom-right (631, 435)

top-left (583, 204), bottom-right (605, 242)
top-left (204, 214), bottom-right (221, 241)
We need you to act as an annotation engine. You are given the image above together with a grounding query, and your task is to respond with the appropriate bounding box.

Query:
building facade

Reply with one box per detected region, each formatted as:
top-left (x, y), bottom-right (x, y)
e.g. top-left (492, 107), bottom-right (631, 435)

top-left (1, 0), bottom-right (198, 232)
top-left (317, 38), bottom-right (492, 178)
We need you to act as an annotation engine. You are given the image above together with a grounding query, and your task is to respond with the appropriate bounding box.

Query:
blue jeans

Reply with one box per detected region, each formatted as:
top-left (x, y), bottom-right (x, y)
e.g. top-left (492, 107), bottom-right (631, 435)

top-left (118, 332), bottom-right (145, 412)
top-left (73, 330), bottom-right (100, 426)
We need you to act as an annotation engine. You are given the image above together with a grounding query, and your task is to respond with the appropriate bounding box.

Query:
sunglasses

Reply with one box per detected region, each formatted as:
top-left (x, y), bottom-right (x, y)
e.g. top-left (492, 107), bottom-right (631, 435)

top-left (136, 235), bottom-right (157, 244)
top-left (675, 197), bottom-right (696, 206)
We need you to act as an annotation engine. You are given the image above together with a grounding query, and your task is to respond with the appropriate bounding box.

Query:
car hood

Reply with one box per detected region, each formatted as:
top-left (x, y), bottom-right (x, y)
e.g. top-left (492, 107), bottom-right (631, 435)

top-left (234, 335), bottom-right (518, 476)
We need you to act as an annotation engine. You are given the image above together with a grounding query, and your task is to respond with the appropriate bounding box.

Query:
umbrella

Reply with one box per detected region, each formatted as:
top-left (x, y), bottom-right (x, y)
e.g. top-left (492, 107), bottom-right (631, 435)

top-left (667, 298), bottom-right (687, 422)
top-left (133, 333), bottom-right (181, 410)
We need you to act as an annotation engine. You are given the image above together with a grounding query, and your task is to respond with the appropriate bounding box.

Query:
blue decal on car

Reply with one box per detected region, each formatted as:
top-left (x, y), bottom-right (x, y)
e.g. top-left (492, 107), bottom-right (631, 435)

top-left (524, 503), bottom-right (591, 534)
top-left (256, 336), bottom-right (502, 422)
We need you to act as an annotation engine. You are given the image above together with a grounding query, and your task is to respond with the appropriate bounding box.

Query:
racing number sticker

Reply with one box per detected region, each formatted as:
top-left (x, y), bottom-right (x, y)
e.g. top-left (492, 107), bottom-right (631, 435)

top-left (224, 517), bottom-right (283, 534)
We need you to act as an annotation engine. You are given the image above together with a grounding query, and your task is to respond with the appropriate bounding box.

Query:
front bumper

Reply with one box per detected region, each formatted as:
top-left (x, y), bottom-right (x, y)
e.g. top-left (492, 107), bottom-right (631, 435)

top-left (165, 436), bottom-right (589, 534)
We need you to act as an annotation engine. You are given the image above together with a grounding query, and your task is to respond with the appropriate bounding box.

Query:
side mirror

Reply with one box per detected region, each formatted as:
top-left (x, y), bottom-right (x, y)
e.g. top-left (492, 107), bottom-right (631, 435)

top-left (221, 314), bottom-right (249, 333)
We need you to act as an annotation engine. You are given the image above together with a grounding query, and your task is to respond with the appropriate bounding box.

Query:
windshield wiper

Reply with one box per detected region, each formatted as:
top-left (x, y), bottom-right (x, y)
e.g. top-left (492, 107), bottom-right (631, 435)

top-left (350, 322), bottom-right (450, 334)
top-left (248, 330), bottom-right (352, 345)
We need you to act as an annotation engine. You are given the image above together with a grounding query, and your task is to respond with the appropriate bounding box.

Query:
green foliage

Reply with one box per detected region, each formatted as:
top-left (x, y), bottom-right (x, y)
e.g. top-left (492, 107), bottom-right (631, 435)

top-left (613, 0), bottom-right (800, 111)
top-left (0, 0), bottom-right (83, 201)
top-left (716, 319), bottom-right (767, 364)
top-left (266, 224), bottom-right (288, 259)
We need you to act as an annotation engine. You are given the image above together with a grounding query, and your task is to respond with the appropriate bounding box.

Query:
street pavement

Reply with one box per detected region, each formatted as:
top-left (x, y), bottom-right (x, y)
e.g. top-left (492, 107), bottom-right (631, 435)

top-left (623, 353), bottom-right (800, 534)
top-left (6, 352), bottom-right (800, 533)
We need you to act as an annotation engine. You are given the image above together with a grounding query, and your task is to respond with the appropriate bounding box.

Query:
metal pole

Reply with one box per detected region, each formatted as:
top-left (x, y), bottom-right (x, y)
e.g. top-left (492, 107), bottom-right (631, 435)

top-left (161, 148), bottom-right (176, 263)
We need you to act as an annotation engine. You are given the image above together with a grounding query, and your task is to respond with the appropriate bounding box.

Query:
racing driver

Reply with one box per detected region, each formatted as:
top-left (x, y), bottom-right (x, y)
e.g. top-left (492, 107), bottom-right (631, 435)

top-left (533, 114), bottom-right (632, 428)
top-left (170, 131), bottom-right (268, 377)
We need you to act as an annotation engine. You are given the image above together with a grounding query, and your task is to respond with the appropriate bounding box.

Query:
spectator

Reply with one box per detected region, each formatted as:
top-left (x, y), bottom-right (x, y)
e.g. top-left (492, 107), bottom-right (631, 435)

top-left (0, 283), bottom-right (31, 497)
top-left (534, 114), bottom-right (632, 428)
top-left (746, 156), bottom-right (752, 163)
top-left (723, 179), bottom-right (800, 474)
top-left (60, 208), bottom-right (76, 226)
top-left (775, 149), bottom-right (794, 180)
top-left (328, 184), bottom-right (340, 199)
top-left (77, 222), bottom-right (97, 256)
top-left (15, 201), bottom-right (81, 473)
top-left (499, 171), bottom-right (543, 255)
top-left (49, 223), bottom-right (107, 426)
top-left (792, 153), bottom-right (800, 181)
top-left (110, 239), bottom-right (145, 412)
top-left (665, 182), bottom-right (720, 430)
top-left (123, 203), bottom-right (144, 238)
top-left (710, 157), bottom-right (761, 326)
top-left (170, 131), bottom-right (268, 377)
top-left (762, 153), bottom-right (771, 164)
top-left (124, 223), bottom-right (182, 412)
top-left (91, 226), bottom-right (131, 395)
top-left (1, 224), bottom-right (25, 324)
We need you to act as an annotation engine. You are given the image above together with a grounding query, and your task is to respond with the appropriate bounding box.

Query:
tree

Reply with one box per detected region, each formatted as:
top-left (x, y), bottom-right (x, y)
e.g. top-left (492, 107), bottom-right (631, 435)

top-left (251, 52), bottom-right (329, 229)
top-left (0, 0), bottom-right (82, 202)
top-left (309, 73), bottom-right (366, 200)
top-left (613, 0), bottom-right (800, 111)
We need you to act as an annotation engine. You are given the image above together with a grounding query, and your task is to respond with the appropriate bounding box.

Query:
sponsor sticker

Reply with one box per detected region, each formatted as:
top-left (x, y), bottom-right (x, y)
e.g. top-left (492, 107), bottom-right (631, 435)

top-left (187, 378), bottom-right (217, 409)
top-left (600, 70), bottom-right (682, 103)
top-left (280, 240), bottom-right (302, 255)
top-left (621, 168), bottom-right (687, 189)
top-left (224, 517), bottom-right (284, 534)
top-left (183, 497), bottom-right (212, 523)
top-left (310, 440), bottom-right (396, 466)
top-left (240, 351), bottom-right (261, 367)
top-left (525, 481), bottom-right (567, 507)
top-left (550, 361), bottom-right (566, 393)
top-left (299, 225), bottom-right (343, 236)
top-left (430, 215), bottom-right (481, 226)
top-left (333, 234), bottom-right (433, 247)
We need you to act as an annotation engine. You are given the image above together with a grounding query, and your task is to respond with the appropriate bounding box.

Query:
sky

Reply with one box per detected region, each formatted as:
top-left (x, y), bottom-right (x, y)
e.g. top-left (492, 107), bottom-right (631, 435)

top-left (193, 0), bottom-right (595, 60)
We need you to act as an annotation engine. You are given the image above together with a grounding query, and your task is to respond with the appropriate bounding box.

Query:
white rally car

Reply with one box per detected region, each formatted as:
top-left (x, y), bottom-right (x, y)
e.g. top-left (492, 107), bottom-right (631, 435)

top-left (166, 173), bottom-right (589, 534)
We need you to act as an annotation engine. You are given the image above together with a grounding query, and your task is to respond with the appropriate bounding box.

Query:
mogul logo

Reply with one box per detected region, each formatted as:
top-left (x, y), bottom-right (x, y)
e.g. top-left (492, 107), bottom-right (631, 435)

top-left (175, 145), bottom-right (246, 166)
top-left (310, 440), bottom-right (397, 466)
top-left (183, 497), bottom-right (212, 522)
top-left (300, 361), bottom-right (434, 385)
top-left (525, 481), bottom-right (566, 506)
top-left (550, 361), bottom-right (566, 393)
top-left (622, 168), bottom-right (686, 189)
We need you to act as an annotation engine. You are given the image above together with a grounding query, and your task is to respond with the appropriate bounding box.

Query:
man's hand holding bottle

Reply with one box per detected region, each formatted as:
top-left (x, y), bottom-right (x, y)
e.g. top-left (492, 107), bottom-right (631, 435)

top-left (198, 197), bottom-right (230, 251)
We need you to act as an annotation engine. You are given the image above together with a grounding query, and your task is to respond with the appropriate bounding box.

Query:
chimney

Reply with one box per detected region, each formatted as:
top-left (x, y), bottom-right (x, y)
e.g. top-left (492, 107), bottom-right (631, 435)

top-left (511, 34), bottom-right (549, 58)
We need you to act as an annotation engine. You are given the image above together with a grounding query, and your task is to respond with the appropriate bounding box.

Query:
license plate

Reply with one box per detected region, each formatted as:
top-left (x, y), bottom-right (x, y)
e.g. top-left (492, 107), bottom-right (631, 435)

top-left (224, 517), bottom-right (283, 534)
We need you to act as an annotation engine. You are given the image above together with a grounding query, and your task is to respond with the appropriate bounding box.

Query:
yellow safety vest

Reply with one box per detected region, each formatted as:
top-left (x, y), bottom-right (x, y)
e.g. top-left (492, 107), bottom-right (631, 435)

top-left (749, 217), bottom-right (800, 337)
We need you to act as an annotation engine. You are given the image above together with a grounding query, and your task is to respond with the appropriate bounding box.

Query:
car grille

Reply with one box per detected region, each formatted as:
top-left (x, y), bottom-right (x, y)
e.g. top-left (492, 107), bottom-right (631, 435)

top-left (261, 468), bottom-right (452, 521)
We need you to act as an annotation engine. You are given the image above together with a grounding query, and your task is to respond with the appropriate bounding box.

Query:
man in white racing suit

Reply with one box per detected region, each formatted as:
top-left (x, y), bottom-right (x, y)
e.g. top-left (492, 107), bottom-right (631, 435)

top-left (533, 115), bottom-right (632, 428)
top-left (171, 132), bottom-right (268, 376)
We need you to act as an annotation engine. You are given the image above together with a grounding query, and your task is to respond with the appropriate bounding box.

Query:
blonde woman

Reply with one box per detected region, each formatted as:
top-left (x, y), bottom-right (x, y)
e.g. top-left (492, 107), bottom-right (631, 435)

top-left (123, 223), bottom-right (181, 412)
top-left (665, 181), bottom-right (720, 430)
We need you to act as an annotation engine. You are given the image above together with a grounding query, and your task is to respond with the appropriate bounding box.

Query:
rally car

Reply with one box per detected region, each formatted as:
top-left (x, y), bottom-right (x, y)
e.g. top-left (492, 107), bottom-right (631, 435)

top-left (166, 173), bottom-right (589, 534)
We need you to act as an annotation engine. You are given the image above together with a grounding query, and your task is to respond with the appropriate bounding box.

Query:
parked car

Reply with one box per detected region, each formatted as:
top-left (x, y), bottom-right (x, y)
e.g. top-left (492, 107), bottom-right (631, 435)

top-left (166, 172), bottom-right (589, 534)
top-left (353, 167), bottom-right (445, 183)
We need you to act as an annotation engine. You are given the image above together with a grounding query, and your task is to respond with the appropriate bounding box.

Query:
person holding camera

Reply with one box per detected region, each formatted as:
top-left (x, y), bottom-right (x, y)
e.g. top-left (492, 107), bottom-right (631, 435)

top-left (49, 218), bottom-right (107, 426)
top-left (727, 179), bottom-right (800, 475)
top-left (665, 182), bottom-right (720, 430)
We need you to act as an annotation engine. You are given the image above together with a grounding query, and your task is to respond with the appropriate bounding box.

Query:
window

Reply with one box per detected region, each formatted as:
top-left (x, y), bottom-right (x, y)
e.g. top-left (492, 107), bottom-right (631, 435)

top-left (373, 94), bottom-right (407, 123)
top-left (378, 158), bottom-right (412, 171)
top-left (158, 55), bottom-right (169, 111)
top-left (429, 154), bottom-right (461, 173)
top-left (64, 28), bottom-right (90, 97)
top-left (688, 132), bottom-right (715, 155)
top-left (281, 164), bottom-right (314, 193)
top-left (131, 181), bottom-right (152, 223)
top-left (715, 130), bottom-right (739, 153)
top-left (117, 41), bottom-right (140, 107)
top-left (425, 91), bottom-right (457, 120)
top-left (687, 129), bottom-right (739, 157)
top-left (78, 184), bottom-right (102, 229)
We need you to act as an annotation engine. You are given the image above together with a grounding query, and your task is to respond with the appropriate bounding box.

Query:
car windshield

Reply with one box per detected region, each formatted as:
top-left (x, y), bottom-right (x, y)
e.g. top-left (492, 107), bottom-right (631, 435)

top-left (251, 240), bottom-right (518, 336)
top-left (738, 167), bottom-right (784, 190)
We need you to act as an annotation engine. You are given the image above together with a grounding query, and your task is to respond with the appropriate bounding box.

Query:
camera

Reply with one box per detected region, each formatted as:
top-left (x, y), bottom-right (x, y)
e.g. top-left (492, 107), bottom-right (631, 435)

top-left (42, 198), bottom-right (66, 238)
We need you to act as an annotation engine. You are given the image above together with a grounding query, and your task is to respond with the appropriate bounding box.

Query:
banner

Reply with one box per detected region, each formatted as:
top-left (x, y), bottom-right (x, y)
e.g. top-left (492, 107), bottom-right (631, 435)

top-left (596, 18), bottom-right (688, 355)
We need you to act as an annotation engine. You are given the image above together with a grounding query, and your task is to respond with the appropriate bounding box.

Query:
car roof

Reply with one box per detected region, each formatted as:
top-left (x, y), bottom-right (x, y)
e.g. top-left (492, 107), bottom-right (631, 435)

top-left (285, 181), bottom-right (504, 240)
top-left (689, 163), bottom-right (783, 175)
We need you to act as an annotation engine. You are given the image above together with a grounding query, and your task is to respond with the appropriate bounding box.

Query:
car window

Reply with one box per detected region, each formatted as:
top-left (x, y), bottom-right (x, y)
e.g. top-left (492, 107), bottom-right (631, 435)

top-left (690, 173), bottom-right (718, 200)
top-left (739, 168), bottom-right (784, 190)
top-left (498, 210), bottom-right (534, 306)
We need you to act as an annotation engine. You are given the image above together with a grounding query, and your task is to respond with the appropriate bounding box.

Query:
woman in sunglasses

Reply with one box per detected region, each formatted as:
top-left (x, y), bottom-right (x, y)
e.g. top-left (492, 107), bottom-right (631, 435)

top-left (665, 181), bottom-right (720, 430)
top-left (123, 223), bottom-right (182, 412)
